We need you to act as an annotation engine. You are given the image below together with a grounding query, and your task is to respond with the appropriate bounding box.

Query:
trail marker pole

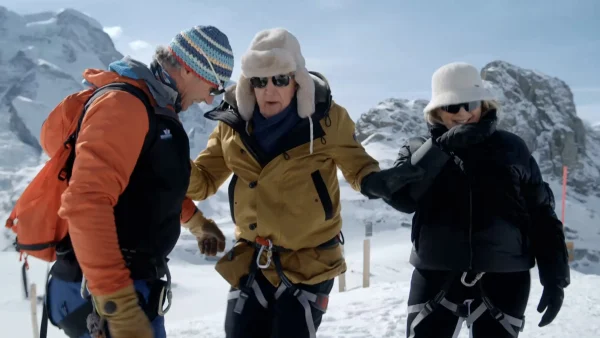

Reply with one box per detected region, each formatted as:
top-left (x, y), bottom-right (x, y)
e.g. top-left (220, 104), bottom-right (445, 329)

top-left (30, 284), bottom-right (39, 338)
top-left (338, 246), bottom-right (346, 292)
top-left (561, 166), bottom-right (575, 262)
top-left (561, 166), bottom-right (567, 224)
top-left (363, 222), bottom-right (372, 288)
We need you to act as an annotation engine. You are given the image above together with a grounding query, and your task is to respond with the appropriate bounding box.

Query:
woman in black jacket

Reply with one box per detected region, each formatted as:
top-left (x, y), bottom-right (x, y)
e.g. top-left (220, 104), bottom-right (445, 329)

top-left (361, 62), bottom-right (570, 338)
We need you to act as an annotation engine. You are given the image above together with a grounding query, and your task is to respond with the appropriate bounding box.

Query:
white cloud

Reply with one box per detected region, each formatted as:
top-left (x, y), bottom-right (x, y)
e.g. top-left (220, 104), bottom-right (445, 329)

top-left (128, 40), bottom-right (152, 51)
top-left (103, 26), bottom-right (123, 39)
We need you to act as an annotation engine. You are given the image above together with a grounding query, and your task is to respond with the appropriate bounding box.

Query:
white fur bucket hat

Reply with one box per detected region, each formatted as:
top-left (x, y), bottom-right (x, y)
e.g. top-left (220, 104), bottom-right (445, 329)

top-left (235, 28), bottom-right (315, 121)
top-left (423, 62), bottom-right (496, 114)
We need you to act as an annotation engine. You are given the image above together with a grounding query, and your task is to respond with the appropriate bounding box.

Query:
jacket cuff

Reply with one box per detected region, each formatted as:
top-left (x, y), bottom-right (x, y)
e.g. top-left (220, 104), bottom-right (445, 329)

top-left (180, 197), bottom-right (198, 224)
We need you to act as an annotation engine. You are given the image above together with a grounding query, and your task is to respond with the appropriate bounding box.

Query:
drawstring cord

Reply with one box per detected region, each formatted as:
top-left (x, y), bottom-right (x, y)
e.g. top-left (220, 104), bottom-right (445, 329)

top-left (308, 116), bottom-right (314, 154)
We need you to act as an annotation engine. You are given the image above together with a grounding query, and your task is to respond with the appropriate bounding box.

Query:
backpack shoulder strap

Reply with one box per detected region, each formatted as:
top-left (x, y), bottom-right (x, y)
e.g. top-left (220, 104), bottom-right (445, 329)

top-left (61, 82), bottom-right (156, 182)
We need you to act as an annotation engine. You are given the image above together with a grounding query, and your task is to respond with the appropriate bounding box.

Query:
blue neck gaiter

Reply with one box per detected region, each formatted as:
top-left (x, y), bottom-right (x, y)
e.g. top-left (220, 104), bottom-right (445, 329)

top-left (252, 97), bottom-right (300, 154)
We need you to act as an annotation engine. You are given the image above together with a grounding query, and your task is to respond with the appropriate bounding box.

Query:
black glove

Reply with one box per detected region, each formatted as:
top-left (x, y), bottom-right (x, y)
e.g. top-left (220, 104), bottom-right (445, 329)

top-left (361, 163), bottom-right (425, 200)
top-left (435, 112), bottom-right (497, 151)
top-left (537, 284), bottom-right (564, 327)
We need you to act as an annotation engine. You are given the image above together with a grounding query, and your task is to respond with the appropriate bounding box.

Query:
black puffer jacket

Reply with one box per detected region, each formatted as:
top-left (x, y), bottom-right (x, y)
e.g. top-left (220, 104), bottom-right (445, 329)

top-left (386, 111), bottom-right (570, 288)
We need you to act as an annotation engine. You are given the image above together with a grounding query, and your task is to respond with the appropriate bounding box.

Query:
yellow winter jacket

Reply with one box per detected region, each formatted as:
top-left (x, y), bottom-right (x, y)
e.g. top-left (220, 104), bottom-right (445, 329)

top-left (187, 72), bottom-right (380, 288)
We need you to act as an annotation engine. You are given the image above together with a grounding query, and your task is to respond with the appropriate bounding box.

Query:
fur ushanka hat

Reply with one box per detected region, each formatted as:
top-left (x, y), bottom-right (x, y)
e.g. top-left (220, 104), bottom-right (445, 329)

top-left (235, 28), bottom-right (315, 121)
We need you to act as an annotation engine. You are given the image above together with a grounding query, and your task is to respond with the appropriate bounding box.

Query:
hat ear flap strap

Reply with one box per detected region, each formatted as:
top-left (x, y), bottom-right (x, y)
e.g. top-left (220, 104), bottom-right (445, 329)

top-left (235, 74), bottom-right (256, 121)
top-left (293, 69), bottom-right (315, 119)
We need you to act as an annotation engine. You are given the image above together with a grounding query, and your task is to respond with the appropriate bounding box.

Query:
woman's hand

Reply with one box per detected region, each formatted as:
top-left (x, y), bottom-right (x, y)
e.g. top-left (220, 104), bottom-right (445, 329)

top-left (360, 163), bottom-right (425, 200)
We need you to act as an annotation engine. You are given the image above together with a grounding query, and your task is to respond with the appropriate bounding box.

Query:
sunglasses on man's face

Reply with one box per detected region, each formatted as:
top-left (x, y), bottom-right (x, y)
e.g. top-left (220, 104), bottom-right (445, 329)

top-left (440, 101), bottom-right (481, 114)
top-left (209, 86), bottom-right (226, 96)
top-left (249, 74), bottom-right (292, 89)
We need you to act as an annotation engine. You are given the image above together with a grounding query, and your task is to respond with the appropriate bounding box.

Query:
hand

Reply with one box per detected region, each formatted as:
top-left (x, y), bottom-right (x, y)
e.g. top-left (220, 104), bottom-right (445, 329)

top-left (537, 284), bottom-right (564, 327)
top-left (93, 285), bottom-right (153, 338)
top-left (361, 164), bottom-right (425, 200)
top-left (383, 164), bottom-right (426, 194)
top-left (183, 211), bottom-right (226, 256)
top-left (435, 113), bottom-right (497, 151)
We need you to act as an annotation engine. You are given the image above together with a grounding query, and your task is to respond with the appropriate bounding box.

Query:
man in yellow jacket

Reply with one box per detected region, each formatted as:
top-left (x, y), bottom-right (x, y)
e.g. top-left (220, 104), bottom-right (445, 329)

top-left (181, 28), bottom-right (424, 338)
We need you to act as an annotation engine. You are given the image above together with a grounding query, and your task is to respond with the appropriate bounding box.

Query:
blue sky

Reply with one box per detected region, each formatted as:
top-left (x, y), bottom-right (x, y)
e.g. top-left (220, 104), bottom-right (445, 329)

top-left (3, 0), bottom-right (600, 124)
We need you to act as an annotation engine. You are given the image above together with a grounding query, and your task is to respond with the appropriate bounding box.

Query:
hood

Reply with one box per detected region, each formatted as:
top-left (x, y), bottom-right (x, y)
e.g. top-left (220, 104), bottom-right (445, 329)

top-left (84, 56), bottom-right (179, 109)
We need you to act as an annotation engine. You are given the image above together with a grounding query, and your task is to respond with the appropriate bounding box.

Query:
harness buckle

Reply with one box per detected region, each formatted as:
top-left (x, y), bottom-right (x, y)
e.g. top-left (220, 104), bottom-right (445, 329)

top-left (255, 237), bottom-right (273, 269)
top-left (233, 291), bottom-right (249, 314)
top-left (461, 272), bottom-right (485, 287)
top-left (432, 289), bottom-right (447, 304)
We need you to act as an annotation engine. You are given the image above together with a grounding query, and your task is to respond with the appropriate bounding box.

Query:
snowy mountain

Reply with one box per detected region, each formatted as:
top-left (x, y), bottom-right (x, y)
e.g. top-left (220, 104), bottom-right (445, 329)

top-left (0, 6), bottom-right (219, 248)
top-left (355, 60), bottom-right (600, 272)
top-left (593, 122), bottom-right (600, 133)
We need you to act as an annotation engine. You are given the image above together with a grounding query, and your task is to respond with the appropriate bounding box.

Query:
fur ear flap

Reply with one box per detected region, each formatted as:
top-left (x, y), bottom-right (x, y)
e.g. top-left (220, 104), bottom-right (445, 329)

top-left (235, 74), bottom-right (255, 121)
top-left (294, 69), bottom-right (315, 118)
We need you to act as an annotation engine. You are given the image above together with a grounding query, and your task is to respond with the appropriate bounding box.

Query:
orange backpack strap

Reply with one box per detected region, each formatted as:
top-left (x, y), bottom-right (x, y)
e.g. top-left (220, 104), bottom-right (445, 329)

top-left (59, 82), bottom-right (156, 183)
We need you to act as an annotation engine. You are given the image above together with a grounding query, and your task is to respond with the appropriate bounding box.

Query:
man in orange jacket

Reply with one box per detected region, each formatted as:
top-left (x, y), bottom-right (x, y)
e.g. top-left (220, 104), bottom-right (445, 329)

top-left (44, 26), bottom-right (233, 338)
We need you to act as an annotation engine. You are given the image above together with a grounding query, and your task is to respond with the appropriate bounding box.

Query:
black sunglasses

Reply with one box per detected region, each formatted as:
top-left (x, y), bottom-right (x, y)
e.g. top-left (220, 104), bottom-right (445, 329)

top-left (209, 85), bottom-right (226, 96)
top-left (249, 74), bottom-right (292, 89)
top-left (440, 101), bottom-right (481, 114)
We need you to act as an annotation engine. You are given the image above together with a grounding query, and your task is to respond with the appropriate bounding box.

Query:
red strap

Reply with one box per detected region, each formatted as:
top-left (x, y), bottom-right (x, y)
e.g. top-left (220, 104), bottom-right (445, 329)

top-left (314, 294), bottom-right (329, 312)
top-left (255, 236), bottom-right (271, 247)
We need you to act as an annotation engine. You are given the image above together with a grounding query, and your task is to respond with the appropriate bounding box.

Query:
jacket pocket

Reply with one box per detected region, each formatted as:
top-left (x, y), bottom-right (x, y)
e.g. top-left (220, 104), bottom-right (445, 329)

top-left (311, 170), bottom-right (333, 221)
top-left (228, 175), bottom-right (238, 224)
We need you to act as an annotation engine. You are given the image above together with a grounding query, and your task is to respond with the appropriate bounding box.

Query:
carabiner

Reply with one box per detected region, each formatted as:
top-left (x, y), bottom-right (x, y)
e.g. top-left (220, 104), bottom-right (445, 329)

top-left (157, 286), bottom-right (172, 316)
top-left (256, 238), bottom-right (273, 269)
top-left (158, 261), bottom-right (173, 316)
top-left (461, 272), bottom-right (485, 287)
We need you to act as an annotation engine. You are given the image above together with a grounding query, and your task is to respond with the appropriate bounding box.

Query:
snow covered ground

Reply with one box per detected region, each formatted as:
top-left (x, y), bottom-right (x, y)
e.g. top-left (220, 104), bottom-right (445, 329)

top-left (2, 223), bottom-right (600, 337)
top-left (2, 142), bottom-right (599, 338)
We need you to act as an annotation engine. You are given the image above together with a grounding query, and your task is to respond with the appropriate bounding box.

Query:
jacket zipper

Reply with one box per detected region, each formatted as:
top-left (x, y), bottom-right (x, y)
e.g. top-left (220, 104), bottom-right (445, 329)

top-left (468, 181), bottom-right (473, 270)
top-left (454, 153), bottom-right (473, 270)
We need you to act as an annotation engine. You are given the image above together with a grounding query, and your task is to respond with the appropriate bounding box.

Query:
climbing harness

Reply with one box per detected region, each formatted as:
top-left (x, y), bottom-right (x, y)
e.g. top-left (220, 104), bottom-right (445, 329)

top-left (227, 234), bottom-right (342, 338)
top-left (39, 254), bottom-right (172, 338)
top-left (407, 271), bottom-right (525, 338)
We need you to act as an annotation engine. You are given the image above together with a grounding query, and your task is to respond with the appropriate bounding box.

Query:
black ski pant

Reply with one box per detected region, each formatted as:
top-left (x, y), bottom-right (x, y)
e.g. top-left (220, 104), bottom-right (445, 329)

top-left (407, 268), bottom-right (531, 338)
top-left (224, 271), bottom-right (334, 338)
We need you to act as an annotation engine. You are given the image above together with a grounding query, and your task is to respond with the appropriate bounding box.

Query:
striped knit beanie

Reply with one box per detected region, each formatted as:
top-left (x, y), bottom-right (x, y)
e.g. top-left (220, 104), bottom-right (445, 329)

top-left (169, 26), bottom-right (234, 87)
